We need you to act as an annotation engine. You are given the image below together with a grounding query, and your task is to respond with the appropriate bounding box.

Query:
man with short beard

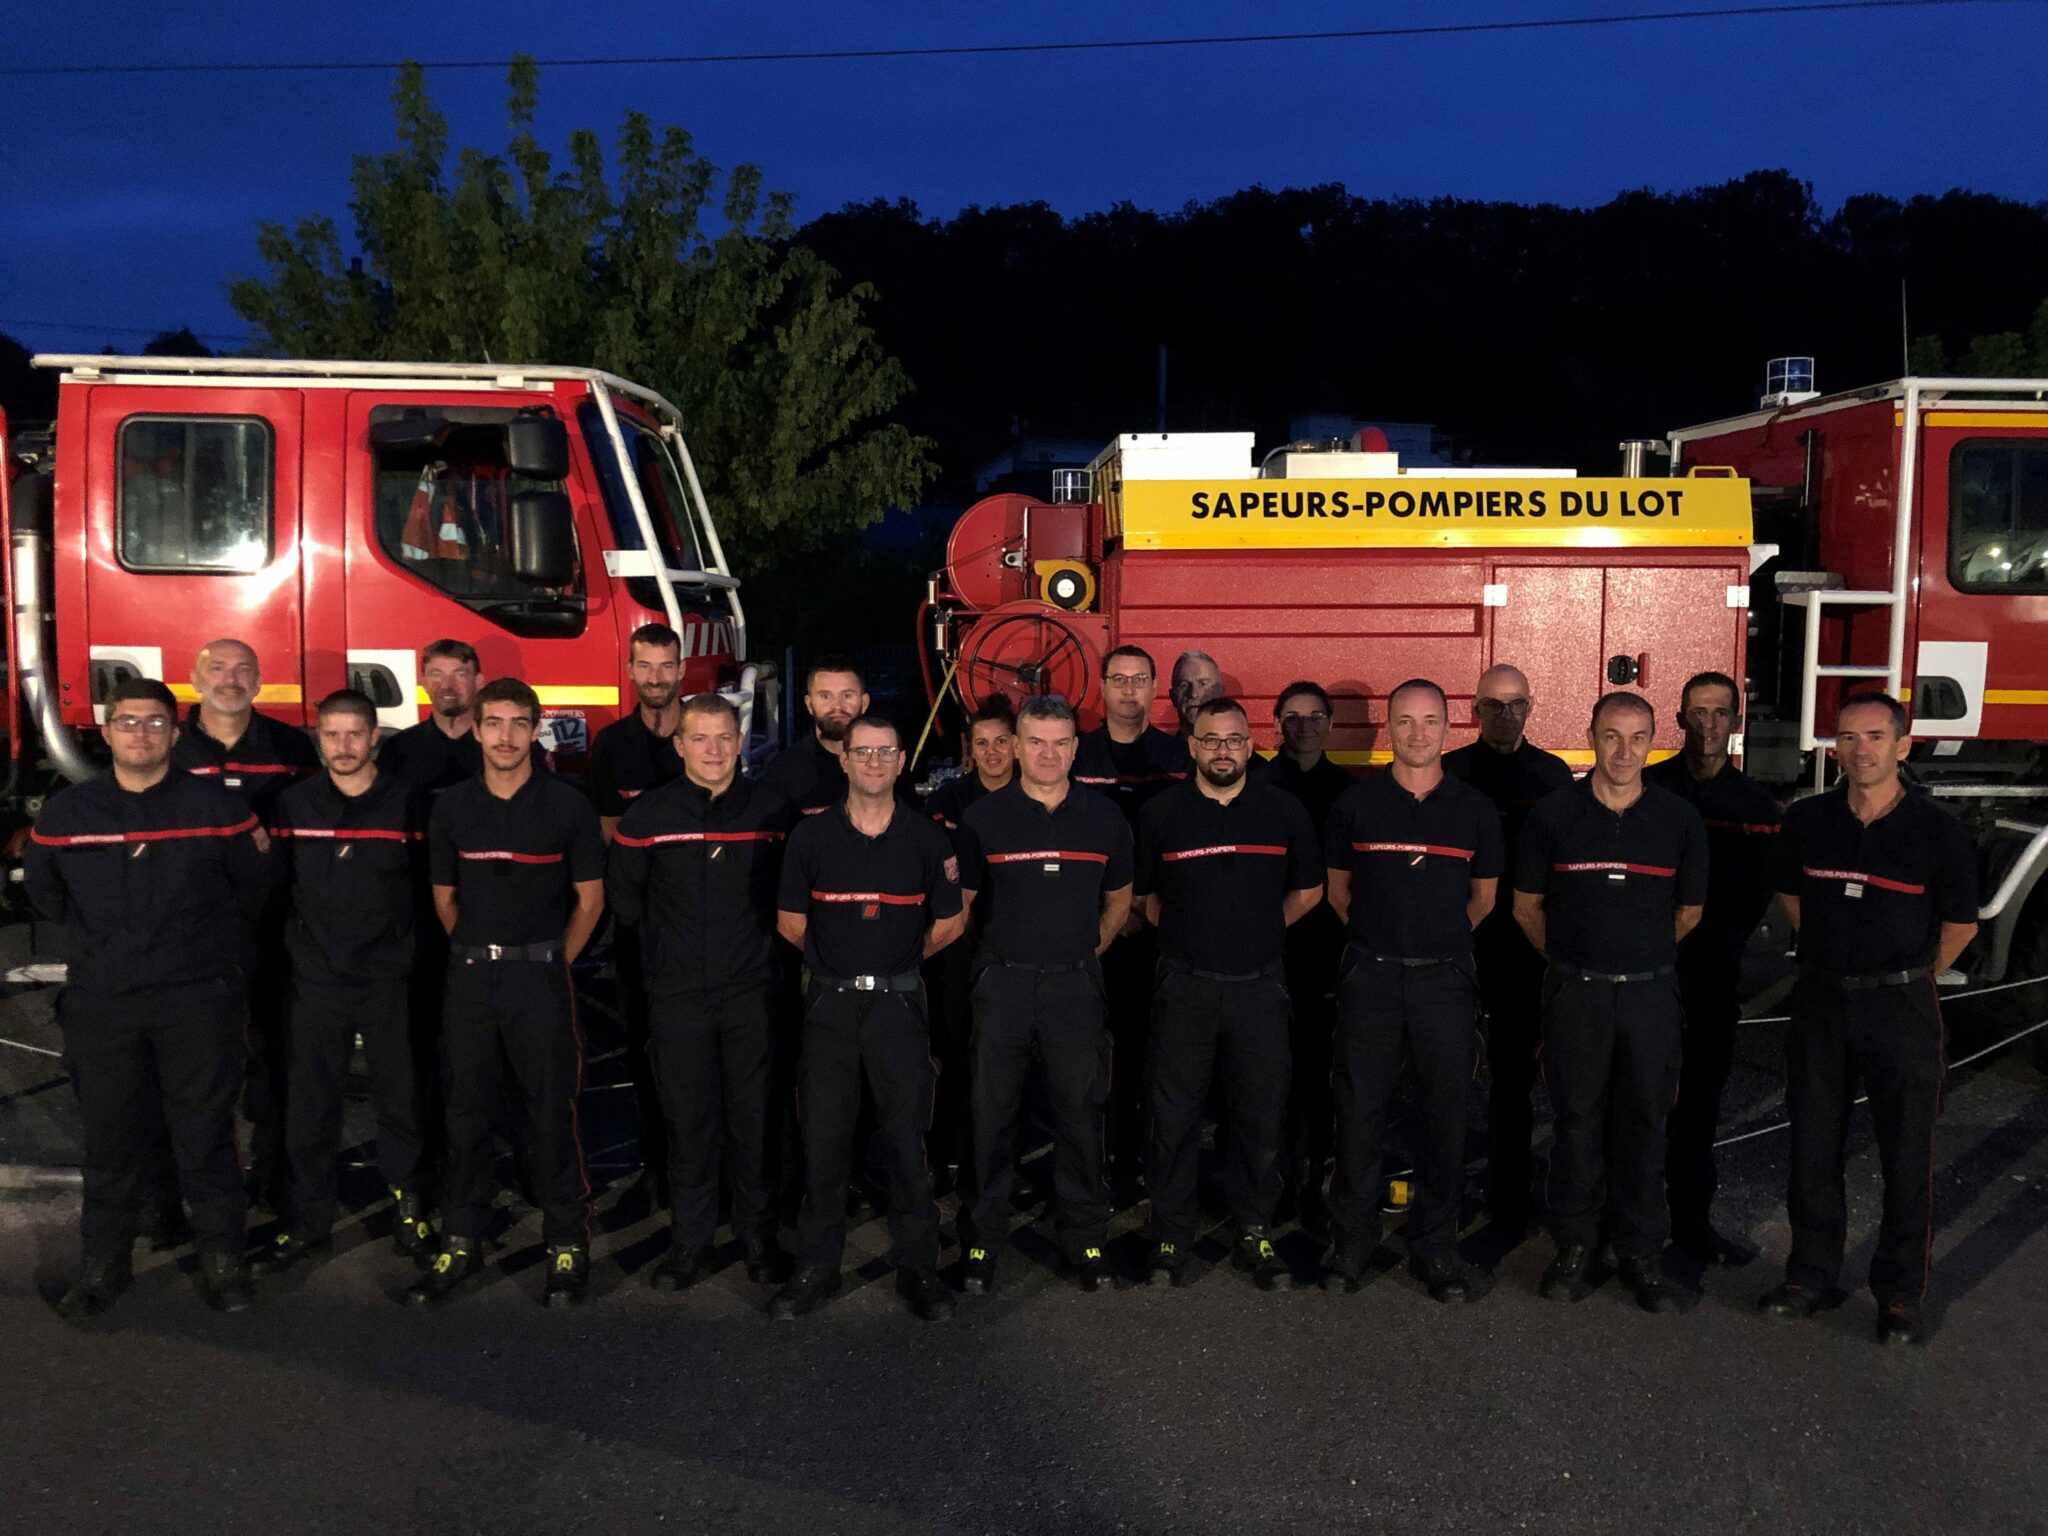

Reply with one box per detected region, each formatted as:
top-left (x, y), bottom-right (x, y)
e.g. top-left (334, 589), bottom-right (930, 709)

top-left (1137, 698), bottom-right (1322, 1291)
top-left (587, 621), bottom-right (691, 1207)
top-left (761, 655), bottom-right (877, 815)
top-left (169, 637), bottom-right (318, 1211)
top-left (380, 639), bottom-right (498, 794)
top-left (253, 690), bottom-right (434, 1277)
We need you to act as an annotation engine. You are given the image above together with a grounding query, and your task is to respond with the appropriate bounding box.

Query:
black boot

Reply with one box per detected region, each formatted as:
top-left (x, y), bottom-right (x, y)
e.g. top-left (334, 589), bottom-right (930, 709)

top-left (543, 1245), bottom-right (590, 1308)
top-left (249, 1231), bottom-right (330, 1278)
top-left (1232, 1228), bottom-right (1294, 1292)
top-left (403, 1238), bottom-right (483, 1307)
top-left (1411, 1253), bottom-right (1474, 1304)
top-left (742, 1236), bottom-right (790, 1286)
top-left (53, 1253), bottom-right (133, 1322)
top-left (1321, 1245), bottom-right (1371, 1295)
top-left (1616, 1255), bottom-right (1683, 1314)
top-left (649, 1241), bottom-right (715, 1292)
top-left (390, 1187), bottom-right (436, 1264)
top-left (1757, 1281), bottom-right (1830, 1320)
top-left (961, 1243), bottom-right (999, 1296)
top-left (768, 1264), bottom-right (842, 1320)
top-left (1146, 1240), bottom-right (1191, 1288)
top-left (1539, 1244), bottom-right (1597, 1303)
top-left (1072, 1245), bottom-right (1112, 1293)
top-left (896, 1267), bottom-right (956, 1322)
top-left (197, 1252), bottom-right (256, 1313)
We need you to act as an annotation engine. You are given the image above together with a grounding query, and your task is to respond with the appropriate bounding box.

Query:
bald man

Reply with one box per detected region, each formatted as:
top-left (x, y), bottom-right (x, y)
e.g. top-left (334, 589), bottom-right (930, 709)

top-left (171, 638), bottom-right (318, 1208)
top-left (1444, 664), bottom-right (1573, 1239)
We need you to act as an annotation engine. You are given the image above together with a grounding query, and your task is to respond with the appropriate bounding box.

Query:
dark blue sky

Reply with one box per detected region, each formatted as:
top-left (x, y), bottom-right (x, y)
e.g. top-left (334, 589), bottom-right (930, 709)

top-left (5, 0), bottom-right (2045, 356)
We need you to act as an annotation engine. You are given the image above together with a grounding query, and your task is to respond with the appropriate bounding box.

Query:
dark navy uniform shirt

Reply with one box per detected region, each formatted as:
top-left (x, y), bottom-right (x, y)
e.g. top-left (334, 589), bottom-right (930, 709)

top-left (272, 770), bottom-right (430, 984)
top-left (428, 771), bottom-right (605, 948)
top-left (923, 770), bottom-right (1008, 834)
top-left (779, 802), bottom-right (963, 980)
top-left (25, 769), bottom-right (270, 995)
top-left (379, 718), bottom-right (546, 796)
top-left (1513, 778), bottom-right (1710, 974)
top-left (1324, 770), bottom-right (1504, 960)
top-left (1074, 725), bottom-right (1191, 825)
top-left (1771, 786), bottom-right (1978, 976)
top-left (1644, 754), bottom-right (1784, 965)
top-left (1135, 780), bottom-right (1323, 975)
top-left (588, 710), bottom-right (687, 819)
top-left (954, 780), bottom-right (1134, 966)
top-left (606, 774), bottom-right (796, 994)
top-left (169, 707), bottom-right (318, 826)
top-left (1270, 752), bottom-right (1358, 839)
top-left (1446, 738), bottom-right (1577, 948)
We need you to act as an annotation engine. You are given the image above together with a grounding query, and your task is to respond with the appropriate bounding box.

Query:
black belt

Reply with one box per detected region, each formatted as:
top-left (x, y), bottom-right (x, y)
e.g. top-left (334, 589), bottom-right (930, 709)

top-left (1802, 964), bottom-right (1931, 991)
top-left (811, 970), bottom-right (923, 993)
top-left (452, 942), bottom-right (561, 964)
top-left (1162, 957), bottom-right (1284, 984)
top-left (1557, 964), bottom-right (1675, 985)
top-left (979, 952), bottom-right (1095, 974)
top-left (1363, 952), bottom-right (1458, 969)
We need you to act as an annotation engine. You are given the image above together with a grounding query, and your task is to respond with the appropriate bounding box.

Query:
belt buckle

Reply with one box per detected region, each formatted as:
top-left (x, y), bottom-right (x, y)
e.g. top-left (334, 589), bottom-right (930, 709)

top-left (486, 944), bottom-right (504, 962)
top-left (852, 975), bottom-right (877, 992)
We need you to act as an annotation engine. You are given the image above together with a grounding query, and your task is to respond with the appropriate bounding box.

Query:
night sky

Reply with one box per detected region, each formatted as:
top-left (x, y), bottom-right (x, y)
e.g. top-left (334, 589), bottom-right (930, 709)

top-left (5, 0), bottom-right (2045, 356)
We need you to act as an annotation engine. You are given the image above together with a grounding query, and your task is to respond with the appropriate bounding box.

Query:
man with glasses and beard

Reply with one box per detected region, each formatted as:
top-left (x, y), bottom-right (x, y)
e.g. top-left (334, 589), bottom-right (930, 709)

top-left (1137, 698), bottom-right (1323, 1292)
top-left (1444, 664), bottom-right (1574, 1239)
top-left (587, 622), bottom-right (691, 1210)
top-left (1074, 645), bottom-right (1192, 1205)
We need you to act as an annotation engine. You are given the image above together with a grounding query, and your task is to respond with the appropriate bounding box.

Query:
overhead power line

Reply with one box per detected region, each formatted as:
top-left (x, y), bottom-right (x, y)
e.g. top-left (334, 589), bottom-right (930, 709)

top-left (2, 0), bottom-right (2037, 78)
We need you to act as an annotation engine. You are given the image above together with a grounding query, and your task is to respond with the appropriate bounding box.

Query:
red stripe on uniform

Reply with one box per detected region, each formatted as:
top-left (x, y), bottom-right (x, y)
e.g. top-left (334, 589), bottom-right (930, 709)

top-left (1161, 843), bottom-right (1288, 861)
top-left (1801, 865), bottom-right (1925, 895)
top-left (985, 849), bottom-right (1111, 864)
top-left (185, 763), bottom-right (299, 776)
top-left (458, 849), bottom-right (564, 864)
top-left (1552, 861), bottom-right (1677, 877)
top-left (1074, 773), bottom-right (1187, 786)
top-left (612, 829), bottom-right (786, 849)
top-left (1353, 841), bottom-right (1475, 860)
top-left (30, 815), bottom-right (260, 847)
top-left (271, 827), bottom-right (422, 842)
top-left (1701, 818), bottom-right (1781, 834)
top-left (809, 889), bottom-right (925, 906)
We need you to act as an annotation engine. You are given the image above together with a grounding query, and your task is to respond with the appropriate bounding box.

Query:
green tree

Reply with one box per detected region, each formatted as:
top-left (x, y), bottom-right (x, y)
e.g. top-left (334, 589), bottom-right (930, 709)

top-left (229, 58), bottom-right (935, 602)
top-left (1913, 298), bottom-right (2048, 378)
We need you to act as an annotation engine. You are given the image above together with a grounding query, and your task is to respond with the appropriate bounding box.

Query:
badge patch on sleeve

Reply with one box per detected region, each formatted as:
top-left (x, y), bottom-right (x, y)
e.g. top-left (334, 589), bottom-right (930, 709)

top-left (943, 856), bottom-right (960, 886)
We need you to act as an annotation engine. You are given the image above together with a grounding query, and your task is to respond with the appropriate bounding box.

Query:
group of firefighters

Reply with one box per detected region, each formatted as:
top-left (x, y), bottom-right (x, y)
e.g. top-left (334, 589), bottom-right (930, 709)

top-left (25, 623), bottom-right (1976, 1345)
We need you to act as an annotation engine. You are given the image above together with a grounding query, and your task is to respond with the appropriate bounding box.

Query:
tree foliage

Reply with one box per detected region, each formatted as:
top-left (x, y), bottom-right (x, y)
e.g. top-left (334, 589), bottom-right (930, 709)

top-left (229, 59), bottom-right (936, 582)
top-left (1913, 298), bottom-right (2048, 377)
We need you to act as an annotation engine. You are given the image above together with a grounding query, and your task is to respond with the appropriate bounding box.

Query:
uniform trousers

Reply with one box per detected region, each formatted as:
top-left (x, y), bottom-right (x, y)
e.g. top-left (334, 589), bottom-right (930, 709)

top-left (1477, 916), bottom-right (1549, 1222)
top-left (1327, 954), bottom-right (1480, 1259)
top-left (63, 974), bottom-right (248, 1259)
top-left (651, 982), bottom-right (779, 1251)
top-left (1102, 927), bottom-right (1157, 1185)
top-left (1785, 974), bottom-right (1944, 1305)
top-left (1665, 945), bottom-right (1743, 1238)
top-left (966, 959), bottom-right (1111, 1260)
top-left (282, 974), bottom-right (426, 1236)
top-left (1540, 967), bottom-right (1682, 1258)
top-left (441, 957), bottom-right (591, 1247)
top-left (614, 925), bottom-right (671, 1204)
top-left (796, 984), bottom-right (940, 1271)
top-left (1145, 963), bottom-right (1292, 1246)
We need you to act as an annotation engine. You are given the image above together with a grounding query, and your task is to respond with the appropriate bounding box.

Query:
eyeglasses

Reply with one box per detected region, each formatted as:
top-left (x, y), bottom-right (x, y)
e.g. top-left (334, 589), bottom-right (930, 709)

top-left (1474, 698), bottom-right (1531, 718)
top-left (1191, 734), bottom-right (1252, 752)
top-left (1104, 673), bottom-right (1153, 689)
top-left (108, 715), bottom-right (173, 735)
top-left (847, 746), bottom-right (904, 763)
top-left (1280, 710), bottom-right (1330, 727)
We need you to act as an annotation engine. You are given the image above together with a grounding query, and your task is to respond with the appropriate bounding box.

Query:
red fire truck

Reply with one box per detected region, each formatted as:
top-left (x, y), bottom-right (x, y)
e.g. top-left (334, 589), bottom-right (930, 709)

top-left (0, 354), bottom-right (756, 792)
top-left (924, 366), bottom-right (2048, 979)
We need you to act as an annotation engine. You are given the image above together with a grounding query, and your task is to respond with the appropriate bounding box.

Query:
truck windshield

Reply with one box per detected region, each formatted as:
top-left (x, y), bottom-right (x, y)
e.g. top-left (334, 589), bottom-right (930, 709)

top-left (577, 400), bottom-right (708, 576)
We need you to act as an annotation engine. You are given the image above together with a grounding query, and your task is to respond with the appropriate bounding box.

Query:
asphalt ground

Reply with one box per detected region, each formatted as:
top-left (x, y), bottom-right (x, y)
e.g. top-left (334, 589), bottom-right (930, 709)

top-left (3, 912), bottom-right (2046, 1535)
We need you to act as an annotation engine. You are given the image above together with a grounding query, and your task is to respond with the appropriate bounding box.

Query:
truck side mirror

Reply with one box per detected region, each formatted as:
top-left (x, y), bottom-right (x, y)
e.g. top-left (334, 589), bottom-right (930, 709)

top-left (506, 416), bottom-right (570, 481)
top-left (509, 491), bottom-right (577, 587)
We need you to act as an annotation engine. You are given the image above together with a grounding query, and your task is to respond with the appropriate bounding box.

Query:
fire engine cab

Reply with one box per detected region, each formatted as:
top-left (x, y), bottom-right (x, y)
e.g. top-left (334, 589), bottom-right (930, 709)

top-left (0, 354), bottom-right (754, 793)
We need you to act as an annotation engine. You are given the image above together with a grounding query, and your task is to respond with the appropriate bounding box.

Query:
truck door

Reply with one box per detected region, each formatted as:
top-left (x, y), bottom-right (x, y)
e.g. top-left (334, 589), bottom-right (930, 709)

top-left (1598, 562), bottom-right (1748, 752)
top-left (80, 385), bottom-right (305, 721)
top-left (1912, 418), bottom-right (2048, 741)
top-left (339, 394), bottom-right (617, 764)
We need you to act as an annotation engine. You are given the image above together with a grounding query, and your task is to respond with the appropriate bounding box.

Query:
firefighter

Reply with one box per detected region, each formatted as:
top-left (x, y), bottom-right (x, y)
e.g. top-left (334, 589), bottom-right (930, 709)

top-left (1269, 679), bottom-right (1354, 1229)
top-left (169, 637), bottom-right (318, 1212)
top-left (953, 696), bottom-right (1133, 1294)
top-left (771, 715), bottom-right (966, 1322)
top-left (606, 693), bottom-right (797, 1291)
top-left (1644, 670), bottom-right (1783, 1267)
top-left (922, 698), bottom-right (1017, 1192)
top-left (760, 655), bottom-right (871, 815)
top-left (28, 678), bottom-right (271, 1318)
top-left (588, 620), bottom-right (691, 1211)
top-left (1444, 663), bottom-right (1574, 1239)
top-left (1171, 648), bottom-right (1267, 778)
top-left (1075, 644), bottom-right (1191, 1205)
top-left (252, 689), bottom-right (435, 1277)
top-left (406, 679), bottom-right (607, 1309)
top-left (1759, 693), bottom-right (1977, 1346)
top-left (380, 640), bottom-right (486, 793)
top-left (1321, 680), bottom-right (1502, 1301)
top-left (1512, 690), bottom-right (1708, 1313)
top-left (1137, 697), bottom-right (1323, 1291)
